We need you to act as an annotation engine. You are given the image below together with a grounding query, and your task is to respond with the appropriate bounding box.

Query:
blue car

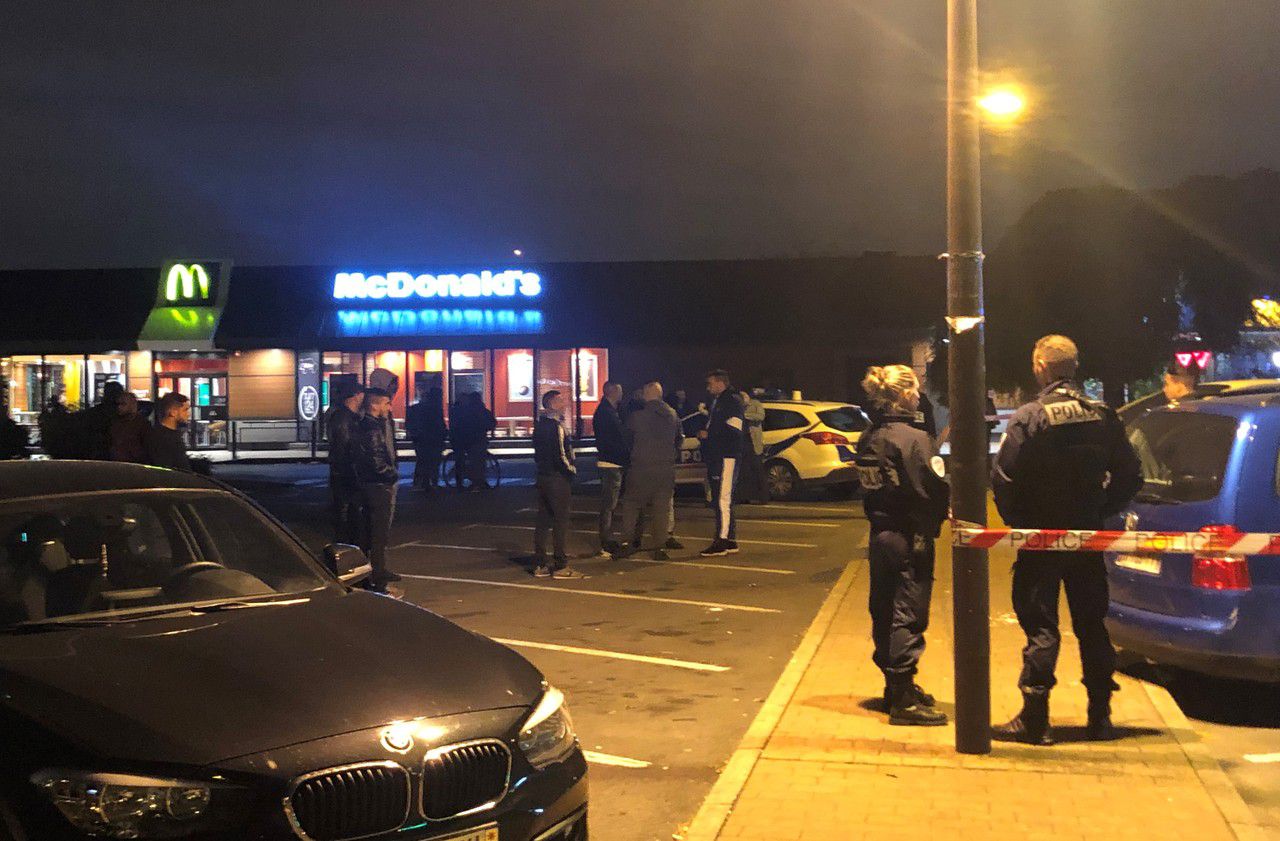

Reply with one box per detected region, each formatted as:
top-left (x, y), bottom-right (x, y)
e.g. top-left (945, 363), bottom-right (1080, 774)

top-left (1107, 392), bottom-right (1280, 682)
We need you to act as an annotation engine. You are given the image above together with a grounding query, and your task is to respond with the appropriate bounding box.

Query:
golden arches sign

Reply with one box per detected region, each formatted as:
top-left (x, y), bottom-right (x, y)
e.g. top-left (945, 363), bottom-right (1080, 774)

top-left (165, 263), bottom-right (211, 302)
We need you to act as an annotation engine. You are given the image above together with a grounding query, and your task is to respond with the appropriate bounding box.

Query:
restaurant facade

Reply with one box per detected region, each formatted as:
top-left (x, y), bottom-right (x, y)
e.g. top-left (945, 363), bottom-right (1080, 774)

top-left (0, 255), bottom-right (943, 451)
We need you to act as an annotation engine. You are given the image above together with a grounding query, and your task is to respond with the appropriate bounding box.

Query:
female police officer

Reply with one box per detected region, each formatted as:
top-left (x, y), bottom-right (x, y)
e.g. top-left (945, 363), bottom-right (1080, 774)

top-left (855, 365), bottom-right (950, 726)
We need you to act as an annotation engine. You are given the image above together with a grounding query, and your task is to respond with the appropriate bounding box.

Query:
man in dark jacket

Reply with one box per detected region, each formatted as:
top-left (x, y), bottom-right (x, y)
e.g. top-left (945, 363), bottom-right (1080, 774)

top-left (406, 385), bottom-right (447, 491)
top-left (593, 381), bottom-right (628, 553)
top-left (326, 381), bottom-right (364, 546)
top-left (615, 382), bottom-right (682, 560)
top-left (109, 392), bottom-right (150, 463)
top-left (532, 390), bottom-right (583, 579)
top-left (451, 392), bottom-right (497, 491)
top-left (698, 369), bottom-right (745, 557)
top-left (353, 388), bottom-right (401, 593)
top-left (991, 335), bottom-right (1142, 745)
top-left (145, 392), bottom-right (192, 472)
top-left (83, 381), bottom-right (126, 460)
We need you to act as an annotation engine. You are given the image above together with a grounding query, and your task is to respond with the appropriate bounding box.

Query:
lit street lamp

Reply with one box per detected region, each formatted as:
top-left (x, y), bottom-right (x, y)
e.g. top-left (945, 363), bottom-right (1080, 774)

top-left (977, 85), bottom-right (1028, 124)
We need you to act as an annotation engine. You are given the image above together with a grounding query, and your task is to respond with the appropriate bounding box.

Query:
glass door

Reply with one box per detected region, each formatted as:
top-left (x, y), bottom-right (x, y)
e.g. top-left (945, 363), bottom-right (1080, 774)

top-left (156, 373), bottom-right (228, 449)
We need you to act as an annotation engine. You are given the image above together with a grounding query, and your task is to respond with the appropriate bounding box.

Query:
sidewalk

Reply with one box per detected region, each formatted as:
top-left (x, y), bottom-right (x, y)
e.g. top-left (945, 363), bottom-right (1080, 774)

top-left (683, 526), bottom-right (1269, 841)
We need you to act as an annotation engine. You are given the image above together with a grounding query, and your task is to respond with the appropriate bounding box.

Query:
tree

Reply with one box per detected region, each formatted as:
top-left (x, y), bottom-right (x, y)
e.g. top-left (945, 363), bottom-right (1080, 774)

top-left (985, 170), bottom-right (1280, 404)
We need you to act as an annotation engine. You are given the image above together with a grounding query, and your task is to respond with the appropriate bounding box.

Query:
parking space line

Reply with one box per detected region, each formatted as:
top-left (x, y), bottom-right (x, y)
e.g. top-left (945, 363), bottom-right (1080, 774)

top-left (742, 503), bottom-right (858, 515)
top-left (395, 542), bottom-right (793, 575)
top-left (1243, 753), bottom-right (1280, 764)
top-left (466, 523), bottom-right (818, 549)
top-left (582, 751), bottom-right (652, 769)
top-left (391, 542), bottom-right (495, 551)
top-left (398, 574), bottom-right (781, 613)
top-left (517, 508), bottom-right (839, 528)
top-left (490, 638), bottom-right (729, 672)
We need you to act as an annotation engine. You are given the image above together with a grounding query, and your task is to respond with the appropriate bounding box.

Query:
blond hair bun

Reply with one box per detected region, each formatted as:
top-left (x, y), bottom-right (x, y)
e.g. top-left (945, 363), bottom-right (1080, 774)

top-left (862, 364), bottom-right (920, 414)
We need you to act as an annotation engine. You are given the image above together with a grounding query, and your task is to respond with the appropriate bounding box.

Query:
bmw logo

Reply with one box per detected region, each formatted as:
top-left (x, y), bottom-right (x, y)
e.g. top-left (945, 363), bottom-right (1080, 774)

top-left (379, 723), bottom-right (415, 754)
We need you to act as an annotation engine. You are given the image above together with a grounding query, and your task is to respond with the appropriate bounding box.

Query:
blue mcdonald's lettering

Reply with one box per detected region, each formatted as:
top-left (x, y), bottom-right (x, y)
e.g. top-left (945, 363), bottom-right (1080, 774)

top-left (335, 309), bottom-right (545, 337)
top-left (333, 270), bottom-right (542, 300)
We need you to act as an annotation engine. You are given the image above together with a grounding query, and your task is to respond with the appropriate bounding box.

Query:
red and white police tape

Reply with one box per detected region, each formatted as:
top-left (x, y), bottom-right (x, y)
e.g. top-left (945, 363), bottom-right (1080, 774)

top-left (950, 523), bottom-right (1280, 555)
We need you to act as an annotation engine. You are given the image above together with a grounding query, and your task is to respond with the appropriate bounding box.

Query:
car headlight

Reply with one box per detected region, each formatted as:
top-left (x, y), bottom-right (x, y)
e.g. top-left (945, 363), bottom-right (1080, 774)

top-left (31, 770), bottom-right (246, 839)
top-left (518, 686), bottom-right (577, 769)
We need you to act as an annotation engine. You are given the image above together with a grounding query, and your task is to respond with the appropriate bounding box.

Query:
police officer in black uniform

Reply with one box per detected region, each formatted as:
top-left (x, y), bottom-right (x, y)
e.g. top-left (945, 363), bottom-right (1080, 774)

top-left (855, 365), bottom-right (950, 726)
top-left (992, 335), bottom-right (1142, 745)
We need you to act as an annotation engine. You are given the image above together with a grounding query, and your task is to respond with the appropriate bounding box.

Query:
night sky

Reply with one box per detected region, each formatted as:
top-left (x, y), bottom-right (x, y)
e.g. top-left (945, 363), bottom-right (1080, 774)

top-left (3, 1), bottom-right (1278, 269)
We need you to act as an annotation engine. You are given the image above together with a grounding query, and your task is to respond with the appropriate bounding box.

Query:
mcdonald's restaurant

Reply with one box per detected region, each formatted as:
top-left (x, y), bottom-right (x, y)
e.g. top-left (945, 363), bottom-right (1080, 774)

top-left (0, 255), bottom-right (942, 455)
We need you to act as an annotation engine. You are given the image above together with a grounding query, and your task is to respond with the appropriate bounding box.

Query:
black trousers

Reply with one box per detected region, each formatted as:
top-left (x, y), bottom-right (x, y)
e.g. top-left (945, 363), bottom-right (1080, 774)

top-left (330, 473), bottom-right (363, 547)
top-left (456, 443), bottom-right (489, 489)
top-left (1012, 550), bottom-right (1116, 696)
top-left (620, 467), bottom-right (676, 549)
top-left (413, 440), bottom-right (444, 487)
top-left (737, 448), bottom-right (768, 503)
top-left (868, 529), bottom-right (935, 679)
top-left (360, 483), bottom-right (398, 585)
top-left (707, 456), bottom-right (737, 541)
top-left (535, 473), bottom-right (572, 563)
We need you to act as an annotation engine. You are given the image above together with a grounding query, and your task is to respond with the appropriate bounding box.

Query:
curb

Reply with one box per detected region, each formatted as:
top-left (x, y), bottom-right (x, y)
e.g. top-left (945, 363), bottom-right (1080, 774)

top-left (681, 558), bottom-right (863, 841)
top-left (1139, 679), bottom-right (1266, 840)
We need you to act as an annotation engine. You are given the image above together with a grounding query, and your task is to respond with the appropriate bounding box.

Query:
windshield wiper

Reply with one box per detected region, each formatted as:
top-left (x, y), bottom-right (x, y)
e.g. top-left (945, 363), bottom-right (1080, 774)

top-left (1134, 489), bottom-right (1182, 505)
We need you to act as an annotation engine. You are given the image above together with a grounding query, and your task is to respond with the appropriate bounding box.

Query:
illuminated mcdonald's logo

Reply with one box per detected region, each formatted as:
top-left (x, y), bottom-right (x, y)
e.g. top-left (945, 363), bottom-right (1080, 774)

top-left (164, 263), bottom-right (212, 302)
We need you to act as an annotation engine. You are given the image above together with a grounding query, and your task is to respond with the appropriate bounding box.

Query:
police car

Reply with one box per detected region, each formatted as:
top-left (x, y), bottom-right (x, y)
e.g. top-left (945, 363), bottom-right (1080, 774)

top-left (759, 401), bottom-right (869, 500)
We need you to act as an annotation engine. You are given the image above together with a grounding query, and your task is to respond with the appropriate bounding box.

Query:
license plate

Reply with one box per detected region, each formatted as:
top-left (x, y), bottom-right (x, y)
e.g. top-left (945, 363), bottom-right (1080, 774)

top-left (1114, 554), bottom-right (1162, 576)
top-left (430, 825), bottom-right (498, 841)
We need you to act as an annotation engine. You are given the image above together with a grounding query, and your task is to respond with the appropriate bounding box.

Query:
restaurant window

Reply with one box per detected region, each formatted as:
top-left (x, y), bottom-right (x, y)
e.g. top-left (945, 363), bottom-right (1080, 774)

top-left (41, 355), bottom-right (88, 410)
top-left (7, 356), bottom-right (46, 420)
top-left (366, 351), bottom-right (409, 419)
top-left (537, 349), bottom-right (576, 436)
top-left (154, 353), bottom-right (230, 449)
top-left (407, 349), bottom-right (446, 415)
top-left (322, 352), bottom-right (364, 409)
top-left (85, 353), bottom-right (128, 405)
top-left (492, 349), bottom-right (533, 438)
top-left (574, 348), bottom-right (608, 437)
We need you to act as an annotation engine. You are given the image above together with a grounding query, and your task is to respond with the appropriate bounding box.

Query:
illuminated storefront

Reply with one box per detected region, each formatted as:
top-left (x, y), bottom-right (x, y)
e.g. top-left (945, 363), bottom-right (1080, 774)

top-left (2, 255), bottom-right (943, 450)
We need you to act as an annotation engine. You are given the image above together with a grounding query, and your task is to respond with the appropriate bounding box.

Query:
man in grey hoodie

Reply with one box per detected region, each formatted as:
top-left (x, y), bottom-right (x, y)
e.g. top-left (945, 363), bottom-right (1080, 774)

top-left (615, 381), bottom-right (682, 560)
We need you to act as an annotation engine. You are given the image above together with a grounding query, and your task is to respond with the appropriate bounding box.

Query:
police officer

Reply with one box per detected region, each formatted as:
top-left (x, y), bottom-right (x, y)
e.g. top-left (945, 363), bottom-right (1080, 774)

top-left (855, 365), bottom-right (950, 726)
top-left (992, 335), bottom-right (1142, 745)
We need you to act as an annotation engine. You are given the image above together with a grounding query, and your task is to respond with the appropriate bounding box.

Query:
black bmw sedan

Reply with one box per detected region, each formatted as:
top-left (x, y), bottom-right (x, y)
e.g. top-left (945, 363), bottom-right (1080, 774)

top-left (0, 461), bottom-right (587, 841)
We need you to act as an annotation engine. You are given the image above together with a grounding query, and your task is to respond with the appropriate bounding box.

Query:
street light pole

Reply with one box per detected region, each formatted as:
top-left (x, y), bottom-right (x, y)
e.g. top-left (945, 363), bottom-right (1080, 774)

top-left (946, 0), bottom-right (992, 755)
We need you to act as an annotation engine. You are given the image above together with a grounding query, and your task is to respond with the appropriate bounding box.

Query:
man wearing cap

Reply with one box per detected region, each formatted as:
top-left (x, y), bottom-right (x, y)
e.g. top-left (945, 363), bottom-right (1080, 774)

top-left (991, 334), bottom-right (1142, 745)
top-left (326, 381), bottom-right (365, 549)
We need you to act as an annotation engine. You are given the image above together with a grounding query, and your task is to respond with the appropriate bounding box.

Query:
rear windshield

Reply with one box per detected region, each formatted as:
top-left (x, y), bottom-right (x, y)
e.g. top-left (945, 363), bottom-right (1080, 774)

top-left (1127, 412), bottom-right (1239, 503)
top-left (817, 407), bottom-right (869, 433)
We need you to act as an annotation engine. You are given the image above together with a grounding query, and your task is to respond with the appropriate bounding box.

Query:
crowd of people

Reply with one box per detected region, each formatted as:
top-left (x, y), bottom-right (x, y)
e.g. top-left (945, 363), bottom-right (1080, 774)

top-left (0, 381), bottom-right (196, 470)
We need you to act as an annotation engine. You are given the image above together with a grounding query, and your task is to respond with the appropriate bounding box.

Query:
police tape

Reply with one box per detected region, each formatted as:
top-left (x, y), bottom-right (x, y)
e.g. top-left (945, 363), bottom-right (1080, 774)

top-left (950, 525), bottom-right (1280, 555)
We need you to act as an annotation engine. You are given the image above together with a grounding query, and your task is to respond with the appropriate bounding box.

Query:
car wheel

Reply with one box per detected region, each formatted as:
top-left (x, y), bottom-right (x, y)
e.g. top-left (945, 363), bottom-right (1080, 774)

top-left (766, 460), bottom-right (801, 500)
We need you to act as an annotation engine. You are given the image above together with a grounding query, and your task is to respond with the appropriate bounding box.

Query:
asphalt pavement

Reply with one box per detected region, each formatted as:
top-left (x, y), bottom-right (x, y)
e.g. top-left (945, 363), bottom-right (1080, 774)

top-left (214, 458), bottom-right (867, 841)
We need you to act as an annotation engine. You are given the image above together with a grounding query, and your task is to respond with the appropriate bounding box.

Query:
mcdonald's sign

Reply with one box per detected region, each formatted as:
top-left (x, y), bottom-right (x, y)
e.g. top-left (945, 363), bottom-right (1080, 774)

top-left (164, 263), bottom-right (212, 302)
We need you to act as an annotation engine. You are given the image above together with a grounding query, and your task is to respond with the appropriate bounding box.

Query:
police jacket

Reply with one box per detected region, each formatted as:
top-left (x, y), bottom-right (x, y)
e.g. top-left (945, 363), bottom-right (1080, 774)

top-left (992, 379), bottom-right (1142, 529)
top-left (593, 400), bottom-right (629, 469)
top-left (327, 405), bottom-right (361, 480)
top-left (353, 414), bottom-right (398, 486)
top-left (854, 414), bottom-right (949, 538)
top-left (626, 399), bottom-right (681, 471)
top-left (700, 392), bottom-right (745, 463)
top-left (534, 413), bottom-right (576, 479)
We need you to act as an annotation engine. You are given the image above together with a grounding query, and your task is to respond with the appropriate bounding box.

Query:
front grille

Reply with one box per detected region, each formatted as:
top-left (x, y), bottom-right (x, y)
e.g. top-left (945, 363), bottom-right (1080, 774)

top-left (421, 740), bottom-right (512, 820)
top-left (287, 762), bottom-right (410, 841)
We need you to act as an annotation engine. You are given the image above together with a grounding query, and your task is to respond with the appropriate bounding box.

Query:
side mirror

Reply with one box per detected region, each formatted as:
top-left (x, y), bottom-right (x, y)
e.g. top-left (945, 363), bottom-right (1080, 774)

top-left (324, 543), bottom-right (373, 585)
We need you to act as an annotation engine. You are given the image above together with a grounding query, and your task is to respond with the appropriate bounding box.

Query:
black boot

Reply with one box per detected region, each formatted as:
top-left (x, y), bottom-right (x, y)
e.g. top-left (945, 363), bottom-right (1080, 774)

top-left (1086, 686), bottom-right (1118, 741)
top-left (993, 692), bottom-right (1054, 746)
top-left (887, 677), bottom-right (948, 727)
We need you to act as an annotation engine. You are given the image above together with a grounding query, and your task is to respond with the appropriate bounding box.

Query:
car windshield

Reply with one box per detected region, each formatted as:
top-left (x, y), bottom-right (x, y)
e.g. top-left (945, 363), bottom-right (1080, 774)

top-left (1127, 412), bottom-right (1239, 503)
top-left (817, 407), bottom-right (869, 433)
top-left (0, 490), bottom-right (333, 628)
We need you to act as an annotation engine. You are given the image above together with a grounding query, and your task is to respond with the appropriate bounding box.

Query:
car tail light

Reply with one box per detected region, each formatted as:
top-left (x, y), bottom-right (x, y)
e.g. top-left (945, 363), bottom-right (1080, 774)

top-left (802, 431), bottom-right (849, 446)
top-left (1191, 524), bottom-right (1251, 591)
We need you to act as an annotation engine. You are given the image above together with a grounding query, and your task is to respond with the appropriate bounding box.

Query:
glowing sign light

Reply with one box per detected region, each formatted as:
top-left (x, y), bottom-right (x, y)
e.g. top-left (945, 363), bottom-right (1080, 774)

top-left (334, 309), bottom-right (545, 338)
top-left (165, 263), bottom-right (212, 302)
top-left (333, 270), bottom-right (542, 301)
top-left (1174, 351), bottom-right (1212, 370)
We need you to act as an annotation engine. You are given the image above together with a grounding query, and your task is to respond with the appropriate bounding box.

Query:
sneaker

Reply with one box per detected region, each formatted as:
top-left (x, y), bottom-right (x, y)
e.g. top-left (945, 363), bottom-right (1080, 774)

top-left (601, 540), bottom-right (623, 555)
top-left (532, 565), bottom-right (553, 578)
top-left (724, 541), bottom-right (740, 554)
top-left (664, 537), bottom-right (684, 550)
top-left (611, 544), bottom-right (636, 560)
top-left (552, 567), bottom-right (586, 579)
top-left (889, 702), bottom-right (949, 727)
top-left (652, 549), bottom-right (670, 561)
top-left (699, 540), bottom-right (731, 557)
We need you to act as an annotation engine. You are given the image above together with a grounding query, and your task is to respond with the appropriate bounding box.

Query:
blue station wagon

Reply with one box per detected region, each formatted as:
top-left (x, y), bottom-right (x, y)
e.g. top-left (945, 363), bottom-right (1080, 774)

top-left (1107, 393), bottom-right (1280, 682)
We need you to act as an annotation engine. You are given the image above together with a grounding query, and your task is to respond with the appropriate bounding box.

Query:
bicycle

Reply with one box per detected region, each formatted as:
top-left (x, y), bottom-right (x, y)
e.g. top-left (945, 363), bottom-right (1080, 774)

top-left (439, 448), bottom-right (502, 490)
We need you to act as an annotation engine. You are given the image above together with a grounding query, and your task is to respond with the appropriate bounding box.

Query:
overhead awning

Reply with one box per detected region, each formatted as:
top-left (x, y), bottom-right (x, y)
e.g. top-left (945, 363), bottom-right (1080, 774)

top-left (0, 268), bottom-right (156, 354)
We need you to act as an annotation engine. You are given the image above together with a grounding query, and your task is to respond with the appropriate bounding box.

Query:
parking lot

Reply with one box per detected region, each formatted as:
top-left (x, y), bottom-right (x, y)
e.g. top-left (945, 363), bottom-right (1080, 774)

top-left (217, 460), bottom-right (866, 841)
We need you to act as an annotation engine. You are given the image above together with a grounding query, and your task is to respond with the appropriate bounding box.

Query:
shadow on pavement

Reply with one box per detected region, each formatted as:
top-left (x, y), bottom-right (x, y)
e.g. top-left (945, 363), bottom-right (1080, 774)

top-left (1122, 660), bottom-right (1280, 728)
